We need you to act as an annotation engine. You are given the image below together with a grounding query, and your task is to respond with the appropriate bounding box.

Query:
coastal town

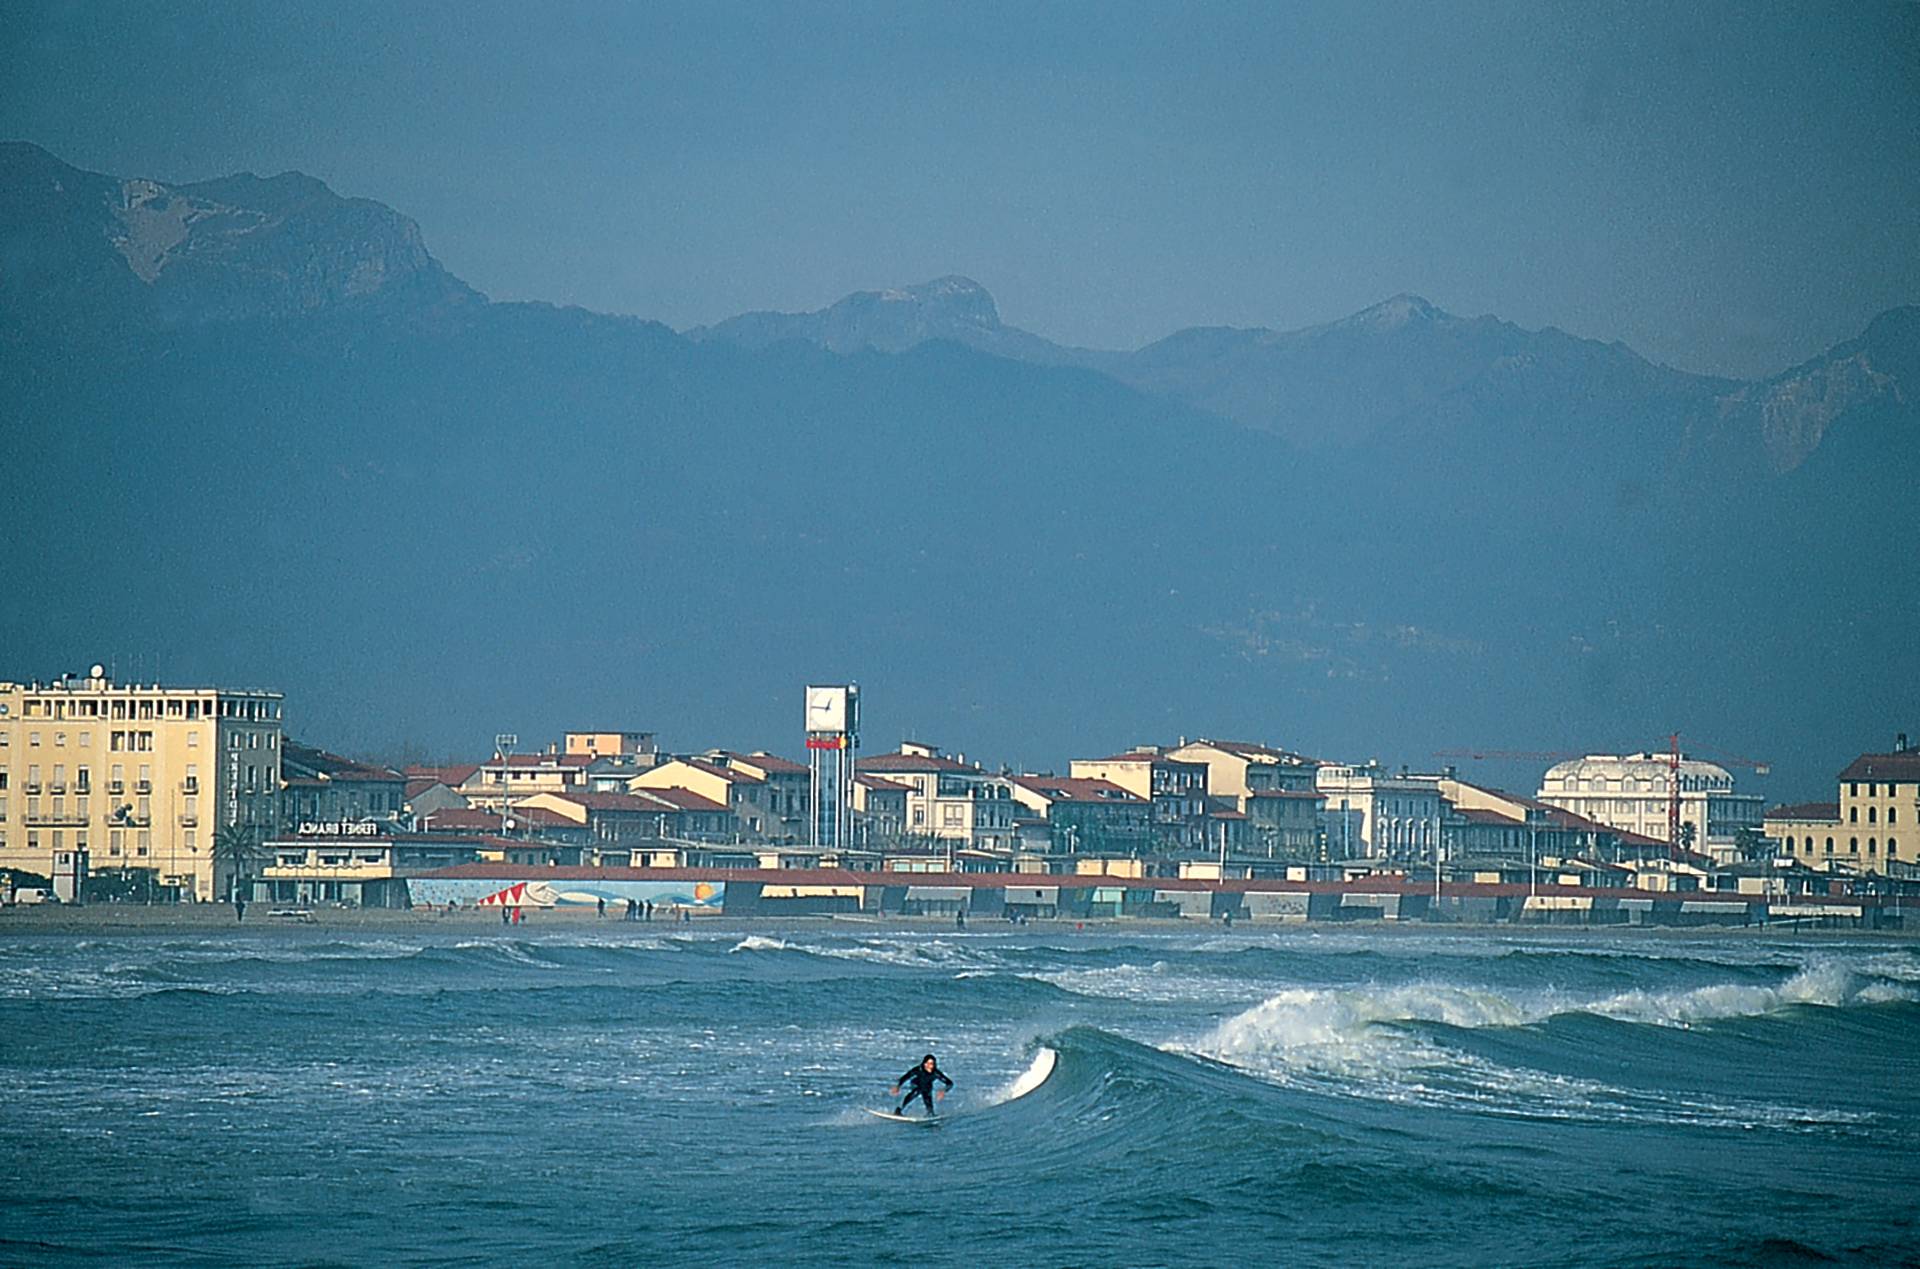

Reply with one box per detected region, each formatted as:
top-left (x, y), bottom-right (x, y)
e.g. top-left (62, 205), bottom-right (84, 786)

top-left (1, 667), bottom-right (1914, 928)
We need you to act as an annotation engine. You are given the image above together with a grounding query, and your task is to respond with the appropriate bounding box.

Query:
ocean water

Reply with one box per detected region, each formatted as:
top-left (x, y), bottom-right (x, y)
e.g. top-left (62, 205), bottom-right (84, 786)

top-left (2, 923), bottom-right (1917, 1267)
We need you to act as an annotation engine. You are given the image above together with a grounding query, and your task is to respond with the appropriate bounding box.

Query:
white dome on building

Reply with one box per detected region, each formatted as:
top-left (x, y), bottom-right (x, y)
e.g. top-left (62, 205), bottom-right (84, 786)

top-left (1541, 753), bottom-right (1736, 796)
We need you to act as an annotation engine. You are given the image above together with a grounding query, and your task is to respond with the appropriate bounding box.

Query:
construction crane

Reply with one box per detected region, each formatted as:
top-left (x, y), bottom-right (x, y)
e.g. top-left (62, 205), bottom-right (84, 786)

top-left (1436, 737), bottom-right (1773, 857)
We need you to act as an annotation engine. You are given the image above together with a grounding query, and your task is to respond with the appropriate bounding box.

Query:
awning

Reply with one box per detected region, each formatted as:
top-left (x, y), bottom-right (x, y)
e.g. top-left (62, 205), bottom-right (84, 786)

top-left (905, 886), bottom-right (970, 901)
top-left (1243, 890), bottom-right (1309, 916)
top-left (1090, 887), bottom-right (1125, 903)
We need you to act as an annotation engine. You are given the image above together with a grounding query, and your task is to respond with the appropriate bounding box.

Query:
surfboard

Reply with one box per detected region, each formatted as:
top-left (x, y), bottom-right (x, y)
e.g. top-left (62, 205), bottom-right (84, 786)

top-left (865, 1108), bottom-right (942, 1126)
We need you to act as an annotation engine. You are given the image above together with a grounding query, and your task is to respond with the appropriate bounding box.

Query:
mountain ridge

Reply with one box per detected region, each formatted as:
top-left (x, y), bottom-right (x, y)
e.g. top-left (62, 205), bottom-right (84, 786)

top-left (1, 141), bottom-right (1916, 796)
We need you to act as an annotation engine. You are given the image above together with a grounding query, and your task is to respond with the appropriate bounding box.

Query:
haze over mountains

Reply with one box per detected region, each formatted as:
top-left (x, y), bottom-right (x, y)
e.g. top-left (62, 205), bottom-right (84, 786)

top-left (2, 141), bottom-right (1914, 797)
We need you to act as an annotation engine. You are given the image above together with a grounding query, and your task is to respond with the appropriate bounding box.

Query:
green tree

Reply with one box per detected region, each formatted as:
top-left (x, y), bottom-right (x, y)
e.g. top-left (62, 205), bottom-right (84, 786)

top-left (212, 823), bottom-right (264, 903)
top-left (1677, 821), bottom-right (1698, 852)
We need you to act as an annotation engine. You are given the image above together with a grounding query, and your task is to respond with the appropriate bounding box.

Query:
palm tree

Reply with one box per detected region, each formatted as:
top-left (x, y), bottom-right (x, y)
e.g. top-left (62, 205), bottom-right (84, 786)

top-left (212, 823), bottom-right (264, 904)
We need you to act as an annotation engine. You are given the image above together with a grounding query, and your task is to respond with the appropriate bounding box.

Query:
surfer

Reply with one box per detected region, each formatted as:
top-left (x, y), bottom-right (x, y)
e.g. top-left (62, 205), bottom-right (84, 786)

top-left (890, 1054), bottom-right (952, 1117)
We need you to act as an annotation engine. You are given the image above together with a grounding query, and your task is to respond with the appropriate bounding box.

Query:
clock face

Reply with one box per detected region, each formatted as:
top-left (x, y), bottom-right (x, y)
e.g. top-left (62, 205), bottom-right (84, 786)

top-left (805, 686), bottom-right (846, 733)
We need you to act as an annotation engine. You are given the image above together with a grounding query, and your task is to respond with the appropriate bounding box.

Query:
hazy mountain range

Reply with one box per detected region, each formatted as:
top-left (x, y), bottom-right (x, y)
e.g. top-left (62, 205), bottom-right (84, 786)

top-left (2, 140), bottom-right (1913, 797)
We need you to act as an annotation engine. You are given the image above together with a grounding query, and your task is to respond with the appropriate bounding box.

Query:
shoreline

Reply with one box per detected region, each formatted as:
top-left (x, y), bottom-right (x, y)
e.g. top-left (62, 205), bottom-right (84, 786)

top-left (0, 903), bottom-right (1913, 939)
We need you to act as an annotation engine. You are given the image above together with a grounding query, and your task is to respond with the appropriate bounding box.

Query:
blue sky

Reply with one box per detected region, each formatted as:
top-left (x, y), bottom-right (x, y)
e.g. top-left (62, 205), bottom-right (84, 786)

top-left (8, 0), bottom-right (1917, 375)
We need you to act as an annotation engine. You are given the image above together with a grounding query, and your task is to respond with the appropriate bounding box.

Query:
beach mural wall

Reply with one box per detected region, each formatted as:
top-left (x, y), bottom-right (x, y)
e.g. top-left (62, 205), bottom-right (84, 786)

top-left (406, 878), bottom-right (725, 910)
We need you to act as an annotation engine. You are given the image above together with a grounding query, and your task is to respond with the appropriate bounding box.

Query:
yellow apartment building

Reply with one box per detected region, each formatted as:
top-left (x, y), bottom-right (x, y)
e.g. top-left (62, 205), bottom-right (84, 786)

top-left (1766, 737), bottom-right (1920, 876)
top-left (0, 668), bottom-right (284, 900)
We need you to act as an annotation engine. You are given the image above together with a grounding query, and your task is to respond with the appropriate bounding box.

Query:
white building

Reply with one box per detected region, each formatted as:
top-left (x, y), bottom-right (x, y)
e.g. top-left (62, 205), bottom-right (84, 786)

top-left (1537, 753), bottom-right (1763, 863)
top-left (1314, 763), bottom-right (1445, 861)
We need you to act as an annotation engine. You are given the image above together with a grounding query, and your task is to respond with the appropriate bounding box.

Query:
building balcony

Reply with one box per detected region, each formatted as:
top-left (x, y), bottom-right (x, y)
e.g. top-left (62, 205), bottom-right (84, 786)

top-left (109, 781), bottom-right (124, 794)
top-left (49, 782), bottom-right (66, 794)
top-left (24, 782), bottom-right (42, 794)
top-left (26, 810), bottom-right (88, 826)
top-left (182, 779), bottom-right (199, 794)
top-left (179, 814), bottom-right (199, 826)
top-left (134, 780), bottom-right (152, 794)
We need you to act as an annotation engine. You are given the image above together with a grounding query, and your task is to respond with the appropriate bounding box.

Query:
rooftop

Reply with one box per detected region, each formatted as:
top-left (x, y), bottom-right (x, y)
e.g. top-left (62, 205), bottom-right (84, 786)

top-left (1009, 775), bottom-right (1146, 803)
top-left (1838, 751), bottom-right (1920, 784)
top-left (1767, 802), bottom-right (1842, 822)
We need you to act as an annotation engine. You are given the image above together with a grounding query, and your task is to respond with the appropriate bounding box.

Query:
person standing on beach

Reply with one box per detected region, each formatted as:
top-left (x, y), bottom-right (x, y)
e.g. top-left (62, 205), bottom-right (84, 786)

top-left (597, 897), bottom-right (606, 919)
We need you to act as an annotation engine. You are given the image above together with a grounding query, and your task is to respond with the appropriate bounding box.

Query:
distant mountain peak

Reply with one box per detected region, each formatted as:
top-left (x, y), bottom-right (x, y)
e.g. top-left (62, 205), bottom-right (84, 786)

top-left (691, 274), bottom-right (1022, 354)
top-left (1339, 293), bottom-right (1449, 330)
top-left (849, 276), bottom-right (1001, 329)
top-left (0, 143), bottom-right (478, 325)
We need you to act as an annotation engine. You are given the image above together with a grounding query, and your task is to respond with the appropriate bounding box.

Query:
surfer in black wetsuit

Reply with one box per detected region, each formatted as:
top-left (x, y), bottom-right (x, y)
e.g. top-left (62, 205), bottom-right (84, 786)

top-left (891, 1054), bottom-right (953, 1117)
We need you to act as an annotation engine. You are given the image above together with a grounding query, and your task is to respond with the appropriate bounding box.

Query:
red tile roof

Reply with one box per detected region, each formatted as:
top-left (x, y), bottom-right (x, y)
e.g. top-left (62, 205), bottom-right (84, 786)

top-left (405, 764), bottom-right (480, 787)
top-left (625, 787), bottom-right (730, 814)
top-left (1082, 751), bottom-right (1205, 769)
top-left (676, 758), bottom-right (766, 784)
top-left (1453, 806), bottom-right (1523, 825)
top-left (721, 751), bottom-right (809, 775)
top-left (859, 752), bottom-right (971, 773)
top-left (1009, 775), bottom-right (1146, 804)
top-left (1766, 802), bottom-right (1841, 822)
top-left (1194, 739), bottom-right (1321, 764)
top-left (489, 753), bottom-right (596, 768)
top-left (420, 806), bottom-right (574, 832)
top-left (542, 791), bottom-right (674, 814)
top-left (1837, 751), bottom-right (1920, 783)
top-left (283, 742), bottom-right (406, 784)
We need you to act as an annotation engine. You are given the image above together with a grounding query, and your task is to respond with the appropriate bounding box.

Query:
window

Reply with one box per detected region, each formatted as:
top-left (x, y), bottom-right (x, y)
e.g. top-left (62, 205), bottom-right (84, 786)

top-left (54, 732), bottom-right (65, 746)
top-left (109, 829), bottom-right (123, 856)
top-left (29, 732), bottom-right (39, 746)
top-left (1825, 837), bottom-right (1834, 853)
top-left (1849, 837), bottom-right (1859, 853)
top-left (1850, 807), bottom-right (1859, 823)
top-left (1868, 838), bottom-right (1877, 855)
top-left (1869, 807), bottom-right (1878, 823)
top-left (1890, 838), bottom-right (1900, 859)
top-left (78, 733), bottom-right (90, 748)
top-left (188, 731), bottom-right (199, 748)
top-left (1891, 808), bottom-right (1900, 825)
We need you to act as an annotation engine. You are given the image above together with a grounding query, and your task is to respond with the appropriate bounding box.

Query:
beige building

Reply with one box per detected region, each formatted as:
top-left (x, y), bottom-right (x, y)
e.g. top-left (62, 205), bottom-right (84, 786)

top-left (1167, 739), bottom-right (1322, 857)
top-left (0, 668), bottom-right (284, 901)
top-left (858, 743), bottom-right (1017, 854)
top-left (1069, 749), bottom-right (1209, 852)
top-left (458, 751), bottom-right (594, 810)
top-left (564, 730), bottom-right (657, 759)
top-left (630, 757), bottom-right (777, 839)
top-left (1766, 736), bottom-right (1920, 876)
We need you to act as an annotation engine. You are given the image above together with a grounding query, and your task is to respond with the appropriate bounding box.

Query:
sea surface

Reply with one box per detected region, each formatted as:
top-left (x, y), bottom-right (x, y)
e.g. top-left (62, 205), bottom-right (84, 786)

top-left (2, 922), bottom-right (1918, 1267)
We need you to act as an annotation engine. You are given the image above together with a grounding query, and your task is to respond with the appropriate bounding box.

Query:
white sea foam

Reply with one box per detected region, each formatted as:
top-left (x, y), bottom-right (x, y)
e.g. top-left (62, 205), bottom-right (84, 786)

top-left (730, 935), bottom-right (793, 954)
top-left (1179, 979), bottom-right (1881, 1129)
top-left (1027, 961), bottom-right (1274, 1004)
top-left (984, 1047), bottom-right (1059, 1106)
